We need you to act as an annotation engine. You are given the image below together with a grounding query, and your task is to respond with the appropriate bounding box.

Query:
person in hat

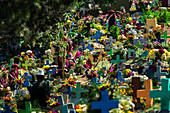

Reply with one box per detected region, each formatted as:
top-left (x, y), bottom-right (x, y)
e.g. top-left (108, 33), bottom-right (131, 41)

top-left (31, 69), bottom-right (50, 108)
top-left (107, 10), bottom-right (117, 31)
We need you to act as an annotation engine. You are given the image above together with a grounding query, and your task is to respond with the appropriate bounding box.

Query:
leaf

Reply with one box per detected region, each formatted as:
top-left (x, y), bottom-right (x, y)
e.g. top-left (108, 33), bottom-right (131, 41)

top-left (59, 30), bottom-right (63, 40)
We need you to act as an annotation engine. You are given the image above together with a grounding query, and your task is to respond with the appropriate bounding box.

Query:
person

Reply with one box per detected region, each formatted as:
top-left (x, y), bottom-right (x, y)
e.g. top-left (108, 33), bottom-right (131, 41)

top-left (31, 69), bottom-right (50, 108)
top-left (107, 10), bottom-right (117, 31)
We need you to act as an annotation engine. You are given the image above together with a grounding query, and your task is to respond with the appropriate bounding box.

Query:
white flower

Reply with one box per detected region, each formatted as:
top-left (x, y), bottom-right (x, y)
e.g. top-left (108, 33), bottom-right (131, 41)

top-left (26, 50), bottom-right (32, 55)
top-left (45, 49), bottom-right (52, 55)
top-left (100, 30), bottom-right (105, 34)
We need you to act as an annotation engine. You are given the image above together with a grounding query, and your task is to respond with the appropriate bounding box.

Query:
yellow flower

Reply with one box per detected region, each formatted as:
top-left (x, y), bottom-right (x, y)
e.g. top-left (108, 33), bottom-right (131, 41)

top-left (43, 65), bottom-right (50, 69)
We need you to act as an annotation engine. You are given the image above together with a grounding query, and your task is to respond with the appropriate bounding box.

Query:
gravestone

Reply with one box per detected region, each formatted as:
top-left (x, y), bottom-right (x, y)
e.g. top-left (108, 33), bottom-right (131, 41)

top-left (91, 90), bottom-right (119, 113)
top-left (150, 78), bottom-right (170, 112)
top-left (137, 80), bottom-right (153, 109)
top-left (91, 31), bottom-right (102, 43)
top-left (132, 77), bottom-right (142, 109)
top-left (154, 66), bottom-right (167, 81)
top-left (146, 19), bottom-right (157, 30)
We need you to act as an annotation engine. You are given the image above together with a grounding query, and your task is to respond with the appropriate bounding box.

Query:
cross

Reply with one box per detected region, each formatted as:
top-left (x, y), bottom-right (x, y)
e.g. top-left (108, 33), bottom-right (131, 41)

top-left (113, 71), bottom-right (126, 86)
top-left (63, 94), bottom-right (74, 109)
top-left (22, 61), bottom-right (31, 70)
top-left (18, 101), bottom-right (32, 113)
top-left (132, 77), bottom-right (142, 109)
top-left (3, 106), bottom-right (16, 113)
top-left (71, 82), bottom-right (87, 99)
top-left (61, 104), bottom-right (68, 113)
top-left (136, 40), bottom-right (143, 48)
top-left (118, 62), bottom-right (126, 70)
top-left (76, 33), bottom-right (84, 45)
top-left (141, 50), bottom-right (149, 58)
top-left (150, 78), bottom-right (170, 111)
top-left (54, 95), bottom-right (74, 112)
top-left (48, 67), bottom-right (57, 75)
top-left (146, 69), bottom-right (154, 79)
top-left (0, 56), bottom-right (6, 62)
top-left (127, 49), bottom-right (135, 58)
top-left (23, 72), bottom-right (32, 87)
top-left (85, 44), bottom-right (94, 52)
top-left (161, 32), bottom-right (168, 46)
top-left (111, 55), bottom-right (126, 70)
top-left (5, 60), bottom-right (14, 71)
top-left (107, 48), bottom-right (114, 57)
top-left (70, 109), bottom-right (76, 113)
top-left (44, 60), bottom-right (52, 66)
top-left (88, 77), bottom-right (102, 86)
top-left (154, 66), bottom-right (167, 81)
top-left (91, 30), bottom-right (102, 43)
top-left (62, 85), bottom-right (72, 97)
top-left (129, 53), bottom-right (139, 63)
top-left (137, 79), bottom-right (153, 109)
top-left (91, 90), bottom-right (119, 113)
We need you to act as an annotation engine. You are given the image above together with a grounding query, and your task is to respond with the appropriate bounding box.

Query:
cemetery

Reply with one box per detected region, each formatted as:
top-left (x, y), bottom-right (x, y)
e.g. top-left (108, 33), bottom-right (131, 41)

top-left (0, 0), bottom-right (170, 113)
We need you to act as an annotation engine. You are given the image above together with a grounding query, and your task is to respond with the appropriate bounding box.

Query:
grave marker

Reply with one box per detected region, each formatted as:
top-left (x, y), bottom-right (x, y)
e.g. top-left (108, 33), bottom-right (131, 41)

top-left (154, 66), bottom-right (167, 81)
top-left (150, 78), bottom-right (170, 111)
top-left (91, 31), bottom-right (102, 43)
top-left (111, 55), bottom-right (126, 70)
top-left (137, 80), bottom-right (153, 109)
top-left (91, 90), bottom-right (119, 113)
top-left (146, 19), bottom-right (157, 30)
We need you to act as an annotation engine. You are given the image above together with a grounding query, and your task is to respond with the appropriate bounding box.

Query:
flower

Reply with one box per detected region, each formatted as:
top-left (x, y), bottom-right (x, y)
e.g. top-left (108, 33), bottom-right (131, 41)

top-left (26, 50), bottom-right (32, 55)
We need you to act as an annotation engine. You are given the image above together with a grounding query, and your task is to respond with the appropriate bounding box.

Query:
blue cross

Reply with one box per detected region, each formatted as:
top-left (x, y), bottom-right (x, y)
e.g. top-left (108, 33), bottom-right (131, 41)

top-left (44, 60), bottom-right (52, 66)
top-left (88, 77), bottom-right (102, 86)
top-left (62, 85), bottom-right (72, 97)
top-left (113, 71), bottom-right (126, 86)
top-left (3, 106), bottom-right (16, 113)
top-left (154, 66), bottom-right (167, 81)
top-left (48, 67), bottom-right (57, 75)
top-left (76, 33), bottom-right (84, 45)
top-left (84, 44), bottom-right (94, 51)
top-left (91, 90), bottom-right (119, 113)
top-left (141, 50), bottom-right (149, 58)
top-left (23, 72), bottom-right (32, 87)
top-left (150, 78), bottom-right (170, 111)
top-left (146, 69), bottom-right (154, 79)
top-left (91, 30), bottom-right (102, 43)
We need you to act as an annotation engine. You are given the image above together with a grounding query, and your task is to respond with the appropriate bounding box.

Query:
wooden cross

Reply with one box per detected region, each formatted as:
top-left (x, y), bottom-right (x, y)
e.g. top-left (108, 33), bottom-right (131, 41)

top-left (113, 71), bottom-right (126, 86)
top-left (91, 30), bottom-right (102, 43)
top-left (132, 77), bottom-right (142, 109)
top-left (154, 66), bottom-right (167, 81)
top-left (85, 44), bottom-right (94, 51)
top-left (43, 59), bottom-right (52, 66)
top-left (76, 33), bottom-right (84, 45)
top-left (91, 90), bottom-right (119, 113)
top-left (127, 49), bottom-right (135, 58)
top-left (137, 79), bottom-right (153, 109)
top-left (71, 82), bottom-right (87, 105)
top-left (150, 78), bottom-right (170, 111)
top-left (111, 55), bottom-right (126, 70)
top-left (23, 72), bottom-right (32, 87)
top-left (107, 48), bottom-right (114, 57)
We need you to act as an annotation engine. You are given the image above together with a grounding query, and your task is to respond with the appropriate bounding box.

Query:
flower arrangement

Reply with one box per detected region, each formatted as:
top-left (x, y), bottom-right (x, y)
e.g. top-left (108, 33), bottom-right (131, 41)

top-left (148, 49), bottom-right (170, 61)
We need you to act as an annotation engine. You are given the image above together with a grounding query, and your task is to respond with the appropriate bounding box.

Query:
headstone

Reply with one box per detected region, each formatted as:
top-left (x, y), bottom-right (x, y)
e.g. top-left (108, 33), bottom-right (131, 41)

top-left (85, 44), bottom-right (94, 52)
top-left (88, 77), bottom-right (102, 86)
top-left (150, 78), bottom-right (170, 111)
top-left (91, 31), bottom-right (102, 43)
top-left (23, 72), bottom-right (32, 87)
top-left (114, 71), bottom-right (126, 86)
top-left (146, 19), bottom-right (157, 30)
top-left (91, 90), bottom-right (119, 113)
top-left (154, 66), bottom-right (167, 81)
top-left (18, 101), bottom-right (32, 113)
top-left (75, 33), bottom-right (84, 45)
top-left (107, 48), bottom-right (114, 57)
top-left (111, 55), bottom-right (126, 70)
top-left (132, 77), bottom-right (142, 109)
top-left (48, 67), bottom-right (57, 75)
top-left (137, 80), bottom-right (153, 109)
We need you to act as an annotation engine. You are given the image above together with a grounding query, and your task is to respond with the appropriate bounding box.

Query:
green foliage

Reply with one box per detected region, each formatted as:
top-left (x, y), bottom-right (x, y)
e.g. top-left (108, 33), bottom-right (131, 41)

top-left (0, 0), bottom-right (76, 43)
